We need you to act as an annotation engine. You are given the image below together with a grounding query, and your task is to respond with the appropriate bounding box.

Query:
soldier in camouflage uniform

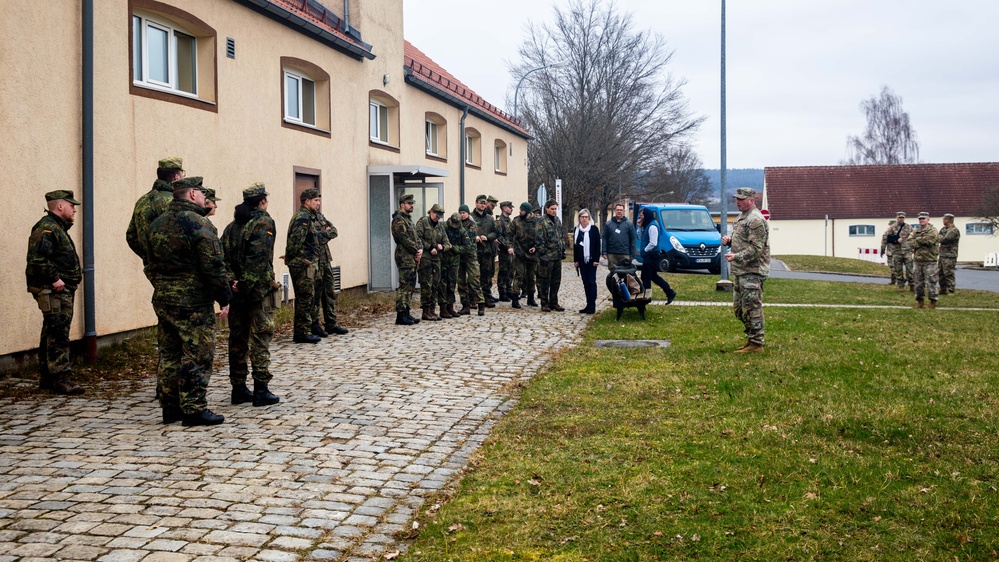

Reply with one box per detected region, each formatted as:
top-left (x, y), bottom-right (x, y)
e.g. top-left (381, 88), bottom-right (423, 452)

top-left (26, 190), bottom-right (85, 395)
top-left (472, 195), bottom-right (498, 308)
top-left (392, 193), bottom-right (422, 325)
top-left (221, 183), bottom-right (280, 408)
top-left (509, 202), bottom-right (540, 309)
top-left (495, 201), bottom-right (515, 302)
top-left (880, 219), bottom-right (897, 285)
top-left (537, 199), bottom-right (566, 312)
top-left (886, 212), bottom-right (914, 292)
top-left (147, 177), bottom-right (231, 426)
top-left (416, 204), bottom-right (451, 320)
top-left (937, 213), bottom-right (960, 295)
top-left (443, 212), bottom-right (469, 317)
top-left (721, 188), bottom-right (771, 353)
top-left (909, 211), bottom-right (941, 308)
top-left (285, 188), bottom-right (323, 343)
top-left (314, 209), bottom-right (350, 336)
top-left (456, 205), bottom-right (485, 315)
top-left (126, 157), bottom-right (185, 279)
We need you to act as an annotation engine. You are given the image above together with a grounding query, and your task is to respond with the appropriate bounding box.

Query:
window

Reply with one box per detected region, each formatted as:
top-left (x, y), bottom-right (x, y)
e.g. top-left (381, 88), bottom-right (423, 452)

top-left (280, 58), bottom-right (330, 135)
top-left (369, 91), bottom-right (400, 150)
top-left (426, 120), bottom-right (439, 155)
top-left (464, 128), bottom-right (481, 167)
top-left (285, 70), bottom-right (316, 126)
top-left (132, 13), bottom-right (198, 96)
top-left (966, 223), bottom-right (994, 235)
top-left (424, 113), bottom-right (447, 160)
top-left (370, 101), bottom-right (388, 142)
top-left (494, 140), bottom-right (508, 174)
top-left (849, 225), bottom-right (875, 236)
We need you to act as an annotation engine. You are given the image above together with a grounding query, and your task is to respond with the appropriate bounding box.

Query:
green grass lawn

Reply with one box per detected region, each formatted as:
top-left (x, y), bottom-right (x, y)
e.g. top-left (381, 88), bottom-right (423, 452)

top-left (402, 275), bottom-right (999, 561)
top-left (777, 255), bottom-right (890, 276)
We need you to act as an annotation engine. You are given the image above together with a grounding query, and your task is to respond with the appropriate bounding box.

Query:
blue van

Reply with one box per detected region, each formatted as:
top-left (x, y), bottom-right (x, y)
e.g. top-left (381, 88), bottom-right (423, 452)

top-left (634, 204), bottom-right (722, 273)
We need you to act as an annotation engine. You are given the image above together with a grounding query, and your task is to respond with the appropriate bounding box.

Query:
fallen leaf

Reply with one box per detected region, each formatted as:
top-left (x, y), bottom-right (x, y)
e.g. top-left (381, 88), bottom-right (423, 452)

top-left (448, 523), bottom-right (464, 532)
top-left (384, 550), bottom-right (401, 560)
top-left (804, 492), bottom-right (818, 499)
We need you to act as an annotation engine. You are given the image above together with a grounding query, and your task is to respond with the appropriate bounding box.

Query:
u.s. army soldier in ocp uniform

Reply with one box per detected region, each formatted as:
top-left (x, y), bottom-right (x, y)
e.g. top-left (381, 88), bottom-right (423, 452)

top-left (880, 219), bottom-right (897, 285)
top-left (887, 212), bottom-right (914, 292)
top-left (722, 187), bottom-right (771, 353)
top-left (909, 211), bottom-right (940, 308)
top-left (937, 213), bottom-right (960, 295)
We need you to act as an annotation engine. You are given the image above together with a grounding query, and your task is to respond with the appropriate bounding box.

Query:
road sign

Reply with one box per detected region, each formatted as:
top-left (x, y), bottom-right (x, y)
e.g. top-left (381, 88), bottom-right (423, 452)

top-left (761, 209), bottom-right (771, 220)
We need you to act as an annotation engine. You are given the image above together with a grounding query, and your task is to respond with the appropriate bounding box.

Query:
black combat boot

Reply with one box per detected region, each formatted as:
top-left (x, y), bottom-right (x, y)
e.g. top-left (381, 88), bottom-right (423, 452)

top-left (498, 291), bottom-right (511, 302)
top-left (52, 372), bottom-right (84, 395)
top-left (311, 324), bottom-right (329, 337)
top-left (182, 409), bottom-right (225, 426)
top-left (396, 310), bottom-right (416, 325)
top-left (527, 295), bottom-right (538, 307)
top-left (293, 333), bottom-right (321, 343)
top-left (253, 381), bottom-right (280, 407)
top-left (328, 325), bottom-right (349, 335)
top-left (511, 296), bottom-right (521, 309)
top-left (231, 383), bottom-right (253, 405)
top-left (478, 303), bottom-right (486, 316)
top-left (161, 406), bottom-right (182, 424)
top-left (38, 371), bottom-right (54, 391)
top-left (406, 308), bottom-right (421, 324)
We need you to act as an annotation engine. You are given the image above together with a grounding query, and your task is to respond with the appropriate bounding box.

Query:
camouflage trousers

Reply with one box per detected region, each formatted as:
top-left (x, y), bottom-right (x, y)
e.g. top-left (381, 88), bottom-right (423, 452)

top-left (913, 261), bottom-right (939, 302)
top-left (892, 251), bottom-right (914, 288)
top-left (228, 300), bottom-right (274, 386)
top-left (441, 259), bottom-right (459, 305)
top-left (457, 255), bottom-right (482, 305)
top-left (478, 251), bottom-right (496, 298)
top-left (396, 264), bottom-right (417, 312)
top-left (537, 259), bottom-right (562, 307)
top-left (289, 265), bottom-right (316, 337)
top-left (418, 259), bottom-right (442, 308)
top-left (154, 303), bottom-right (216, 415)
top-left (938, 257), bottom-right (957, 293)
top-left (36, 290), bottom-right (75, 378)
top-left (512, 257), bottom-right (537, 297)
top-left (497, 251), bottom-right (514, 296)
top-left (733, 273), bottom-right (765, 346)
top-left (315, 261), bottom-right (338, 329)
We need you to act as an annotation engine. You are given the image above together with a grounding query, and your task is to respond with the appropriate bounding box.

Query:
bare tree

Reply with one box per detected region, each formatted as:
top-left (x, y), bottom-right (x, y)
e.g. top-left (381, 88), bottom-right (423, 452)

top-left (513, 0), bottom-right (702, 226)
top-left (973, 183), bottom-right (999, 233)
top-left (843, 85), bottom-right (920, 165)
top-left (633, 144), bottom-right (712, 205)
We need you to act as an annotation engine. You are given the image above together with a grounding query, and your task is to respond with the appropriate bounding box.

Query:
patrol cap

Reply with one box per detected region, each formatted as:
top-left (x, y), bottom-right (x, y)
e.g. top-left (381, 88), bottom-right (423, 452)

top-left (889, 219), bottom-right (896, 225)
top-left (45, 190), bottom-right (81, 205)
top-left (544, 198), bottom-right (557, 208)
top-left (158, 156), bottom-right (183, 170)
top-left (487, 195), bottom-right (499, 204)
top-left (448, 212), bottom-right (462, 226)
top-left (204, 188), bottom-right (219, 202)
top-left (520, 202), bottom-right (533, 213)
top-left (734, 187), bottom-right (756, 200)
top-left (399, 193), bottom-right (415, 204)
top-left (172, 176), bottom-right (204, 193)
top-left (896, 211), bottom-right (906, 218)
top-left (500, 200), bottom-right (513, 209)
top-left (429, 203), bottom-right (445, 215)
top-left (458, 204), bottom-right (470, 213)
top-left (243, 182), bottom-right (269, 200)
top-left (475, 194), bottom-right (488, 202)
top-left (300, 187), bottom-right (320, 201)
top-left (943, 213), bottom-right (955, 220)
top-left (917, 211), bottom-right (930, 218)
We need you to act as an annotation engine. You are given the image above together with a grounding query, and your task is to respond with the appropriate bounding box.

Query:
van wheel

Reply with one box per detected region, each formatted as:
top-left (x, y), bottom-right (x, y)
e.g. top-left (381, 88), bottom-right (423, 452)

top-left (657, 256), bottom-right (673, 272)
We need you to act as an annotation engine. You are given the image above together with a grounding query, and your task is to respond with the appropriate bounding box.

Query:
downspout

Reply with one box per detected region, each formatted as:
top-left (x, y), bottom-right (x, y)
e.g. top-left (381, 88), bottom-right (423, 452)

top-left (459, 106), bottom-right (469, 205)
top-left (342, 0), bottom-right (349, 29)
top-left (82, 0), bottom-right (98, 362)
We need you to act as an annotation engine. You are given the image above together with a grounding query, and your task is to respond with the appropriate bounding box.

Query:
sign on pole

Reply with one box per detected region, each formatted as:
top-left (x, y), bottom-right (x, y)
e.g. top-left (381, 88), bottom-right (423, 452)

top-left (536, 183), bottom-right (547, 209)
top-left (555, 178), bottom-right (563, 218)
top-left (761, 209), bottom-right (771, 220)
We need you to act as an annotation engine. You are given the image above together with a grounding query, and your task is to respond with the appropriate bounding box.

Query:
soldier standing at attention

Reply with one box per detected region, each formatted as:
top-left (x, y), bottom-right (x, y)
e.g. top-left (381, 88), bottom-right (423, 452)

top-left (537, 199), bottom-right (566, 312)
top-left (880, 219), bottom-right (897, 285)
top-left (392, 193), bottom-right (422, 325)
top-left (937, 213), bottom-right (960, 295)
top-left (416, 204), bottom-right (451, 321)
top-left (284, 188), bottom-right (322, 344)
top-left (126, 157), bottom-right (185, 278)
top-left (721, 187), bottom-right (770, 353)
top-left (495, 201), bottom-right (515, 302)
top-left (442, 212), bottom-right (468, 318)
top-left (147, 177), bottom-right (231, 426)
top-left (886, 212), bottom-right (914, 292)
top-left (221, 183), bottom-right (280, 408)
top-left (472, 195), bottom-right (498, 308)
top-left (26, 190), bottom-right (85, 395)
top-left (909, 211), bottom-right (941, 309)
top-left (314, 208), bottom-right (350, 336)
top-left (509, 202), bottom-right (539, 309)
top-left (457, 205), bottom-right (485, 316)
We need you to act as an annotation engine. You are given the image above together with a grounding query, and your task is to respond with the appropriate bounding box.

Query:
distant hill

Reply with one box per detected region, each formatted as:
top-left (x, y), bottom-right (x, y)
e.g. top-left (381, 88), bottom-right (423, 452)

top-left (701, 169), bottom-right (764, 196)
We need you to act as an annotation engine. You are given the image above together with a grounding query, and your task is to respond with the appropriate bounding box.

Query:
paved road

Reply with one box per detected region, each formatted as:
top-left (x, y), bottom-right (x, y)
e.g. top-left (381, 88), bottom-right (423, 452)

top-left (0, 264), bottom-right (598, 562)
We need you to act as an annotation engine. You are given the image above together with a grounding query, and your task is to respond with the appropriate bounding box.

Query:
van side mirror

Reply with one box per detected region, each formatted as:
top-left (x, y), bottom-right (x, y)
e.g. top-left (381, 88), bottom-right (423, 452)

top-left (715, 223), bottom-right (721, 233)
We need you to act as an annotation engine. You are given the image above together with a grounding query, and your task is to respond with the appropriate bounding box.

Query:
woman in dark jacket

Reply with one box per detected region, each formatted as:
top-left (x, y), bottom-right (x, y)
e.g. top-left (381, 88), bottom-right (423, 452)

top-left (573, 209), bottom-right (602, 314)
top-left (638, 207), bottom-right (677, 303)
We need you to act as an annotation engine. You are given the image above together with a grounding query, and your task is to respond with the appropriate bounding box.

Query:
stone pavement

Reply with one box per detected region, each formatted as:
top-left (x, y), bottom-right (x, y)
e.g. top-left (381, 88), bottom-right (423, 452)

top-left (0, 264), bottom-right (602, 562)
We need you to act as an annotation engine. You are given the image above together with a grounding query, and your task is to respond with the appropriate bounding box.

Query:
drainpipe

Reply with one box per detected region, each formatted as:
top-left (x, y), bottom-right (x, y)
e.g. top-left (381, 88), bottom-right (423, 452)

top-left (342, 0), bottom-right (350, 30)
top-left (459, 106), bottom-right (469, 205)
top-left (82, 0), bottom-right (97, 362)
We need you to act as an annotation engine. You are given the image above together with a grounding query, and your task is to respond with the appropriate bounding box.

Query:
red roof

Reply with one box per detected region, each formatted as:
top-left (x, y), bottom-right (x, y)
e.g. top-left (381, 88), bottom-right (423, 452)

top-left (270, 0), bottom-right (372, 55)
top-left (404, 41), bottom-right (529, 137)
top-left (764, 163), bottom-right (999, 220)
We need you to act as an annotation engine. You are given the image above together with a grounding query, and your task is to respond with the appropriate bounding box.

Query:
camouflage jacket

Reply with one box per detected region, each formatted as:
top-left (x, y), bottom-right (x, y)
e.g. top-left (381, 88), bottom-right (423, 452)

top-left (538, 213), bottom-right (565, 263)
top-left (472, 209), bottom-right (498, 257)
top-left (495, 214), bottom-right (514, 252)
top-left (147, 199), bottom-right (232, 308)
top-left (315, 211), bottom-right (338, 265)
top-left (285, 206), bottom-right (320, 269)
top-left (26, 211), bottom-right (82, 292)
top-left (510, 214), bottom-right (541, 263)
top-left (444, 213), bottom-right (472, 266)
top-left (729, 207), bottom-right (771, 277)
top-left (938, 226), bottom-right (960, 259)
top-left (391, 210), bottom-right (420, 268)
top-left (886, 222), bottom-right (913, 253)
top-left (221, 207), bottom-right (276, 303)
top-left (125, 179), bottom-right (174, 264)
top-left (880, 225), bottom-right (895, 256)
top-left (415, 215), bottom-right (451, 263)
top-left (459, 216), bottom-right (481, 262)
top-left (909, 223), bottom-right (940, 262)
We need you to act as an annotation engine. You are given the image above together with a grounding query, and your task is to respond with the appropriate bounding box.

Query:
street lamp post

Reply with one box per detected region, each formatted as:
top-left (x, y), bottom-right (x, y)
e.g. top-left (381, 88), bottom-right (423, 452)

top-left (513, 61), bottom-right (564, 119)
top-left (717, 0), bottom-right (733, 291)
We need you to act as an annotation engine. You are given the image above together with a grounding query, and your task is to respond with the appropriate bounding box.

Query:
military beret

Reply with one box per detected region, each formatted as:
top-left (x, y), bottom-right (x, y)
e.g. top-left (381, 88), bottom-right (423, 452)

top-left (172, 176), bottom-right (204, 193)
top-left (500, 200), bottom-right (513, 208)
top-left (204, 188), bottom-right (219, 202)
top-left (45, 190), bottom-right (81, 205)
top-left (458, 204), bottom-right (470, 213)
top-left (475, 194), bottom-right (488, 202)
top-left (520, 202), bottom-right (533, 213)
top-left (430, 203), bottom-right (445, 215)
top-left (896, 211), bottom-right (906, 218)
top-left (243, 182), bottom-right (269, 200)
top-left (734, 187), bottom-right (756, 200)
top-left (917, 211), bottom-right (929, 218)
top-left (300, 187), bottom-right (321, 201)
top-left (399, 193), bottom-right (415, 204)
top-left (943, 213), bottom-right (955, 220)
top-left (487, 195), bottom-right (499, 203)
top-left (544, 199), bottom-right (558, 208)
top-left (158, 156), bottom-right (183, 170)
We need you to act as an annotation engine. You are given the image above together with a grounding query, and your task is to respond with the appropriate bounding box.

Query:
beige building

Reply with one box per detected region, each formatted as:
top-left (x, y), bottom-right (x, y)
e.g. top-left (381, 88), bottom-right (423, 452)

top-left (0, 0), bottom-right (530, 363)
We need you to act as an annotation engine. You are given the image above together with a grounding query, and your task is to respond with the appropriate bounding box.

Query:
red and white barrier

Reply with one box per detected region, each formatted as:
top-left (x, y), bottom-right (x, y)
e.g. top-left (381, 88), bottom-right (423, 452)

top-left (857, 247), bottom-right (887, 265)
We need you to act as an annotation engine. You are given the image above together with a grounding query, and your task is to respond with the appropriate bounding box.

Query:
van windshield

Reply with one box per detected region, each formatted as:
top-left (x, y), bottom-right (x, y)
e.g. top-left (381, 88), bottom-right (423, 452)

top-left (658, 209), bottom-right (716, 232)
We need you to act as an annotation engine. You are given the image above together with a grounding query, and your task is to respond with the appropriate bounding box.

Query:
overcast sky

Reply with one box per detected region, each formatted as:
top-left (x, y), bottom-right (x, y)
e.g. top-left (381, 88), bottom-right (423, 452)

top-left (403, 0), bottom-right (999, 169)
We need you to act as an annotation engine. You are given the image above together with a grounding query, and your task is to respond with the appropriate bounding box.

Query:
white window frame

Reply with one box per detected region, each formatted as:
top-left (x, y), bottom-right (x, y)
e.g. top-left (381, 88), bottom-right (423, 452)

top-left (370, 101), bottom-right (389, 144)
top-left (132, 13), bottom-right (198, 98)
top-left (464, 132), bottom-right (478, 165)
top-left (426, 120), bottom-right (439, 156)
top-left (284, 70), bottom-right (316, 127)
top-left (849, 225), bottom-right (875, 236)
top-left (966, 222), bottom-right (994, 235)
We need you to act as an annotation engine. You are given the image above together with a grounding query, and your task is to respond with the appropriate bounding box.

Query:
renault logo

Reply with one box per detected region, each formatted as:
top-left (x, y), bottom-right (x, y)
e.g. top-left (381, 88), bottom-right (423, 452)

top-left (699, 243), bottom-right (706, 250)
